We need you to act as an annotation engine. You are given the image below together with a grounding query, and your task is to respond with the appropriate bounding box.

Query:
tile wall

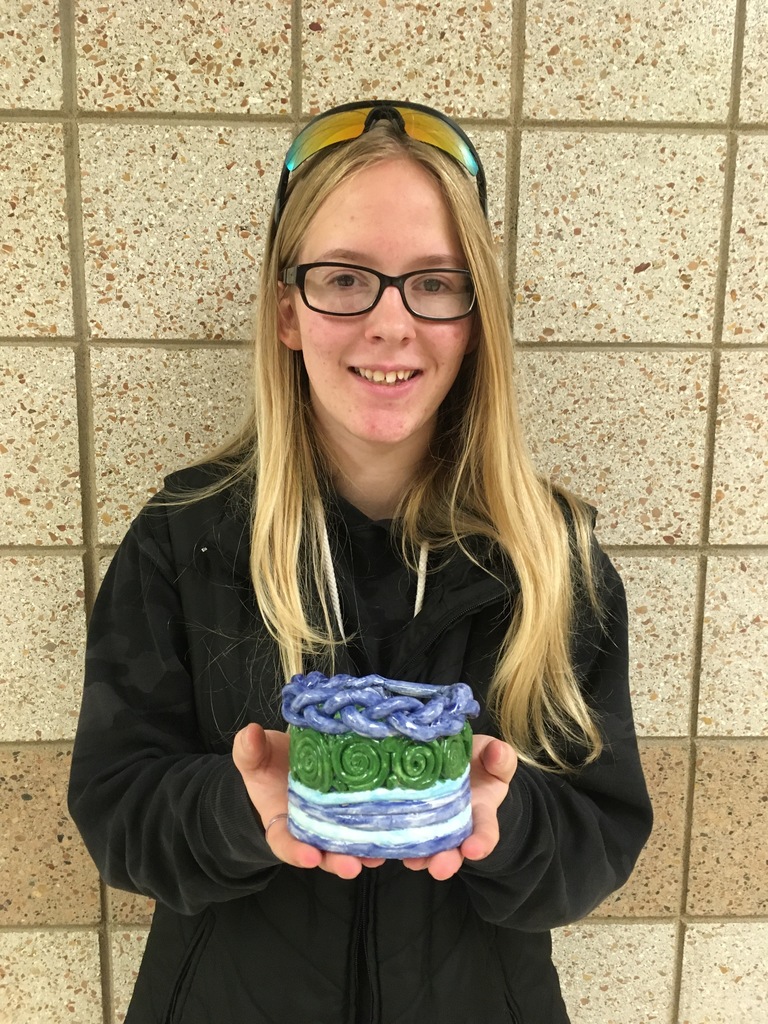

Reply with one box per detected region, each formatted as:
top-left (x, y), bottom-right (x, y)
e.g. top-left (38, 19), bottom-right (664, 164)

top-left (1, 2), bottom-right (766, 1021)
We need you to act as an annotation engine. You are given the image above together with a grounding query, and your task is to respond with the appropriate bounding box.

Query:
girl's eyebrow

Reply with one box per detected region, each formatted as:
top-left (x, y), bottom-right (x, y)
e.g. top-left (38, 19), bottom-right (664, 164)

top-left (311, 247), bottom-right (466, 268)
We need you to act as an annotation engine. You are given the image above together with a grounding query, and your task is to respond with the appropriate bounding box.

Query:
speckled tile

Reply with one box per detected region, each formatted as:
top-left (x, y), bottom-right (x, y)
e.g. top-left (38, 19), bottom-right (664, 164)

top-left (0, 347), bottom-right (81, 545)
top-left (524, 0), bottom-right (734, 121)
top-left (0, 747), bottom-right (101, 925)
top-left (0, 556), bottom-right (86, 741)
top-left (552, 922), bottom-right (677, 1023)
top-left (79, 124), bottom-right (290, 339)
top-left (591, 742), bottom-right (687, 918)
top-left (699, 557), bottom-right (768, 737)
top-left (724, 137), bottom-right (768, 343)
top-left (741, 1), bottom-right (768, 122)
top-left (76, 0), bottom-right (291, 114)
top-left (515, 132), bottom-right (725, 344)
top-left (301, 0), bottom-right (514, 118)
top-left (110, 887), bottom-right (155, 926)
top-left (709, 351), bottom-right (768, 543)
top-left (679, 923), bottom-right (768, 1024)
top-left (0, 123), bottom-right (72, 336)
top-left (0, 929), bottom-right (102, 1023)
top-left (91, 346), bottom-right (250, 542)
top-left (468, 129), bottom-right (508, 247)
top-left (687, 742), bottom-right (768, 916)
top-left (0, 0), bottom-right (62, 109)
top-left (517, 350), bottom-right (709, 545)
top-left (612, 555), bottom-right (698, 736)
top-left (111, 929), bottom-right (150, 1023)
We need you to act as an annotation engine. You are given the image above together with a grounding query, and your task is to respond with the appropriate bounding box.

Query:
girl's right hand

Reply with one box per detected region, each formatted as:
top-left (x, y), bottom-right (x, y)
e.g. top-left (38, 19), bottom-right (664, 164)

top-left (232, 723), bottom-right (384, 879)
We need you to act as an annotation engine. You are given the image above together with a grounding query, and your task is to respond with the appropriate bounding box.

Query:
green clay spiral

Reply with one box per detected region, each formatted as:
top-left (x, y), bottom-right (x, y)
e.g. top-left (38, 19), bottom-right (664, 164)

top-left (330, 733), bottom-right (390, 792)
top-left (289, 727), bottom-right (332, 793)
top-left (441, 726), bottom-right (472, 780)
top-left (383, 736), bottom-right (443, 790)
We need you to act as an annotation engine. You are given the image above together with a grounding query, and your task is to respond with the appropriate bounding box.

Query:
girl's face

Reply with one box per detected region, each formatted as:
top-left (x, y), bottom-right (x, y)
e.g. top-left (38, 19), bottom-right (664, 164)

top-left (278, 158), bottom-right (475, 477)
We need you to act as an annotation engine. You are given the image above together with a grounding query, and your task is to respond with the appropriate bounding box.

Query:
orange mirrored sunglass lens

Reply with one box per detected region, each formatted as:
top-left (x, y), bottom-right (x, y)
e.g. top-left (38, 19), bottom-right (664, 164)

top-left (284, 106), bottom-right (479, 177)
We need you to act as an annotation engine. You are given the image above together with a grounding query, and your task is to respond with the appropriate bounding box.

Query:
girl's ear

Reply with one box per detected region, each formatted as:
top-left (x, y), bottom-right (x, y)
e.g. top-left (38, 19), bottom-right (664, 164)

top-left (277, 283), bottom-right (303, 351)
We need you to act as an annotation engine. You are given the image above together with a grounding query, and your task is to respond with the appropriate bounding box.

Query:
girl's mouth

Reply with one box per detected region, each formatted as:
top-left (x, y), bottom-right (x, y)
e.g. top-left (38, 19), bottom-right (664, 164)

top-left (352, 367), bottom-right (420, 385)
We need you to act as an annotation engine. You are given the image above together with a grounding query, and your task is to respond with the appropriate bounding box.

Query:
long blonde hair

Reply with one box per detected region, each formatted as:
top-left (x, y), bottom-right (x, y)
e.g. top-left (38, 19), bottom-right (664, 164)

top-left (184, 123), bottom-right (603, 770)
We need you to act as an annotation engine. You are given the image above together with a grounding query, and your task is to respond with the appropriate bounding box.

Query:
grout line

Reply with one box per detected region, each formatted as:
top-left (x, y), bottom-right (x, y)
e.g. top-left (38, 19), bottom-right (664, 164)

top-left (60, 4), bottom-right (101, 627)
top-left (670, 3), bottom-right (749, 1019)
top-left (59, 3), bottom-right (114, 1022)
top-left (4, 105), bottom-right (768, 132)
top-left (291, 0), bottom-right (302, 118)
top-left (505, 0), bottom-right (528, 315)
top-left (4, 336), bottom-right (768, 351)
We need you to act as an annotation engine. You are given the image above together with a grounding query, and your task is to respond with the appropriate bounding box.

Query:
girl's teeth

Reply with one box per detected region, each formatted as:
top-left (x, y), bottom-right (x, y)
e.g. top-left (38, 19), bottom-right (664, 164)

top-left (357, 368), bottom-right (415, 384)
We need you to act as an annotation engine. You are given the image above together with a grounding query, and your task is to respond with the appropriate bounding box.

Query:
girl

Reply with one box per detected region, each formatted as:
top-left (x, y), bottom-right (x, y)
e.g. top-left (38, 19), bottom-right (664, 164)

top-left (69, 100), bottom-right (652, 1024)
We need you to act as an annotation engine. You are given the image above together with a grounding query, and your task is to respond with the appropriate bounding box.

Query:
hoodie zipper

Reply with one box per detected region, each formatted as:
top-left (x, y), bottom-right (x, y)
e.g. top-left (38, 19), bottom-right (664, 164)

top-left (394, 591), bottom-right (506, 681)
top-left (353, 870), bottom-right (375, 1024)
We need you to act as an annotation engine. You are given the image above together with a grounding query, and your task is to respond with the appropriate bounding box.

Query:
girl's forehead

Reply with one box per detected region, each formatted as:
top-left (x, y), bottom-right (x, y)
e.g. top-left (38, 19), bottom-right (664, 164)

top-left (300, 158), bottom-right (464, 259)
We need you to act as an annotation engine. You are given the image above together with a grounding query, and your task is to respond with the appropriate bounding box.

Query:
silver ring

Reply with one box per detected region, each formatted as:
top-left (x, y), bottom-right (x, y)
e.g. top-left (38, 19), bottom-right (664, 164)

top-left (264, 812), bottom-right (289, 839)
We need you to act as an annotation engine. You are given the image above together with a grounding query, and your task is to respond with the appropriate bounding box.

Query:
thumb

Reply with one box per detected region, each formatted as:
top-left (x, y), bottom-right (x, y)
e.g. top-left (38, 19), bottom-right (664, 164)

top-left (232, 722), bottom-right (269, 776)
top-left (480, 738), bottom-right (517, 785)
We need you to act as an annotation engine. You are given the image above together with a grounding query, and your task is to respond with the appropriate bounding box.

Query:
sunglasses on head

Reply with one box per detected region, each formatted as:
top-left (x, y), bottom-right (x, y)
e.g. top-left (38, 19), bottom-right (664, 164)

top-left (272, 100), bottom-right (488, 231)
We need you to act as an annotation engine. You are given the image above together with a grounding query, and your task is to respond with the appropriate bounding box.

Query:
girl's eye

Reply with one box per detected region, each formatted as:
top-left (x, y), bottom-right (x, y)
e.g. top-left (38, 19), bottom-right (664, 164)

top-left (414, 275), bottom-right (453, 294)
top-left (330, 274), bottom-right (358, 288)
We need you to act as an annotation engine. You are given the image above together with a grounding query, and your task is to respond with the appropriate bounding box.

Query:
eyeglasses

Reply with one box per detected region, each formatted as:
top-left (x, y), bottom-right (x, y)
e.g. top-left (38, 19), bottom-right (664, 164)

top-left (281, 262), bottom-right (476, 321)
top-left (272, 100), bottom-right (487, 230)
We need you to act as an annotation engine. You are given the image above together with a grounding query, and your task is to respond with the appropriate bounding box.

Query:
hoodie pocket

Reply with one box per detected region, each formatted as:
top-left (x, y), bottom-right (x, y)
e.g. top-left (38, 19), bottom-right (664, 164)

top-left (164, 910), bottom-right (214, 1024)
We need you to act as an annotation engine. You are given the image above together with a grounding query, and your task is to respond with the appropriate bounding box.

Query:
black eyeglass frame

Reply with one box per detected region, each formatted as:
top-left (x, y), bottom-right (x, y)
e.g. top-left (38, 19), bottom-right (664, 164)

top-left (272, 99), bottom-right (488, 233)
top-left (281, 262), bottom-right (477, 321)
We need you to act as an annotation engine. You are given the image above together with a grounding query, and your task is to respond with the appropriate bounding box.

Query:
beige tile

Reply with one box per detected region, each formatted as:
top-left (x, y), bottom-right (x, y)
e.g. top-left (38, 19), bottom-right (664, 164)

top-left (469, 129), bottom-right (508, 248)
top-left (80, 124), bottom-right (291, 339)
top-left (91, 346), bottom-right (250, 542)
top-left (0, 124), bottom-right (72, 336)
top-left (699, 557), bottom-right (768, 736)
top-left (109, 887), bottom-right (155, 926)
top-left (301, 0), bottom-right (515, 118)
top-left (515, 132), bottom-right (725, 344)
top-left (613, 555), bottom-right (698, 736)
top-left (517, 350), bottom-right (709, 545)
top-left (592, 742), bottom-right (686, 918)
top-left (0, 347), bottom-right (82, 545)
top-left (0, 556), bottom-right (86, 741)
top-left (724, 137), bottom-right (768, 343)
top-left (76, 0), bottom-right (291, 114)
top-left (0, 929), bottom-right (102, 1023)
top-left (524, 0), bottom-right (734, 121)
top-left (0, 0), bottom-right (62, 109)
top-left (679, 923), bottom-right (768, 1024)
top-left (552, 922), bottom-right (677, 1024)
top-left (0, 747), bottom-right (101, 925)
top-left (111, 929), bottom-right (150, 1023)
top-left (687, 742), bottom-right (768, 916)
top-left (741, 1), bottom-right (768, 122)
top-left (709, 351), bottom-right (768, 543)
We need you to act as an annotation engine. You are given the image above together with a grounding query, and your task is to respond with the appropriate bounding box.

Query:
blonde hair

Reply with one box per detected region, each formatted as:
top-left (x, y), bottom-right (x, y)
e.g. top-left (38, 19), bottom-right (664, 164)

top-left (183, 123), bottom-right (603, 770)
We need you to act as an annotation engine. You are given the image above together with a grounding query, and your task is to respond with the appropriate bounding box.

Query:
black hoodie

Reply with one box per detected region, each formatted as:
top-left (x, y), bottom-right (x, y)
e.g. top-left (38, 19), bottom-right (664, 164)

top-left (68, 464), bottom-right (652, 1024)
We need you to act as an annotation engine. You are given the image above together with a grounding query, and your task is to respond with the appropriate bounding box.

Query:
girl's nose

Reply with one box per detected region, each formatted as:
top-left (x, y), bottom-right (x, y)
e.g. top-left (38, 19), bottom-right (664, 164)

top-left (364, 284), bottom-right (417, 342)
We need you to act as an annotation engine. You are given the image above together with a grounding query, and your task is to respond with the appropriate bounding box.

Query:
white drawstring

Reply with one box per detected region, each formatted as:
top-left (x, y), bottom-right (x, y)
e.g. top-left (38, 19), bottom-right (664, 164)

top-left (320, 514), bottom-right (428, 642)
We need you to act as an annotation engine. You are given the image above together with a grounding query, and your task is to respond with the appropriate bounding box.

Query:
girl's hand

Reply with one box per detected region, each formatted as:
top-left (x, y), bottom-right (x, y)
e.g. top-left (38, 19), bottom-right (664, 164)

top-left (232, 723), bottom-right (384, 879)
top-left (402, 734), bottom-right (517, 881)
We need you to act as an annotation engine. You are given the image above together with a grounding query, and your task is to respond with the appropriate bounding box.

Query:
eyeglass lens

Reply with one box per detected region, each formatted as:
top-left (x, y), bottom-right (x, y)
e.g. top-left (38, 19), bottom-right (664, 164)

top-left (302, 265), bottom-right (474, 319)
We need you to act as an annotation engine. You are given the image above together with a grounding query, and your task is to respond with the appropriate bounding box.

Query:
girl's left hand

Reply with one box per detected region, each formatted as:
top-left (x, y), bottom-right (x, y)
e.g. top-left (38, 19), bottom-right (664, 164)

top-left (402, 733), bottom-right (517, 881)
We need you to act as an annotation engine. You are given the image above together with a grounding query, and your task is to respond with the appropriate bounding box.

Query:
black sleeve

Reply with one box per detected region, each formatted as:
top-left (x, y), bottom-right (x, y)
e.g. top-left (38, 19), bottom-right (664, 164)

top-left (459, 550), bottom-right (653, 931)
top-left (68, 503), bottom-right (282, 916)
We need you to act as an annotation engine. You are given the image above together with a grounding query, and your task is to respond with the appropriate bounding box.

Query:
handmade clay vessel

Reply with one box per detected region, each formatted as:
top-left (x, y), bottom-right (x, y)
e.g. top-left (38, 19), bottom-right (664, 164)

top-left (282, 671), bottom-right (479, 858)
